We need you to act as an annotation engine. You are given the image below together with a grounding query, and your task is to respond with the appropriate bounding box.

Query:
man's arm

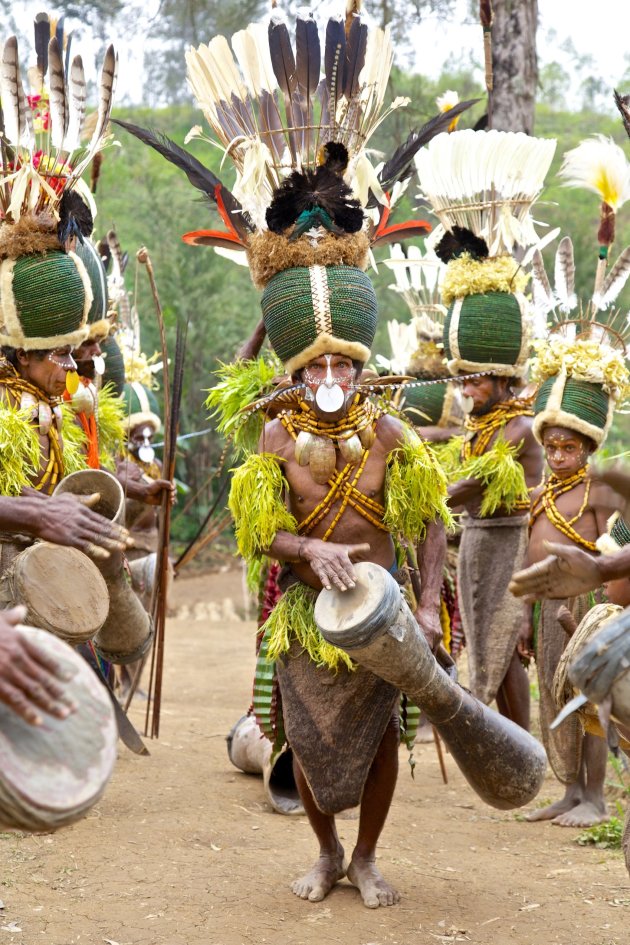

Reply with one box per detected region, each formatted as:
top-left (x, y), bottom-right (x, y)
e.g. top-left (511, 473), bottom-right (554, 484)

top-left (2, 493), bottom-right (131, 560)
top-left (414, 519), bottom-right (447, 651)
top-left (268, 531), bottom-right (371, 592)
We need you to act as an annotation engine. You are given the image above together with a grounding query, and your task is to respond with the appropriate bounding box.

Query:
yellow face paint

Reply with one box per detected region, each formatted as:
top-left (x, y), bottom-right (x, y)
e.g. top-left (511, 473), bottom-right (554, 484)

top-left (65, 370), bottom-right (80, 395)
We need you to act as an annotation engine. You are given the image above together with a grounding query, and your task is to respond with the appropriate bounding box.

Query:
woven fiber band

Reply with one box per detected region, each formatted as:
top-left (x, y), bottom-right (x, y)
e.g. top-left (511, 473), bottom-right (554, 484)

top-left (443, 291), bottom-right (527, 377)
top-left (261, 265), bottom-right (377, 374)
top-left (75, 239), bottom-right (109, 338)
top-left (533, 374), bottom-right (613, 447)
top-left (0, 250), bottom-right (91, 349)
top-left (611, 515), bottom-right (630, 548)
top-left (122, 381), bottom-right (161, 434)
top-left (401, 380), bottom-right (447, 426)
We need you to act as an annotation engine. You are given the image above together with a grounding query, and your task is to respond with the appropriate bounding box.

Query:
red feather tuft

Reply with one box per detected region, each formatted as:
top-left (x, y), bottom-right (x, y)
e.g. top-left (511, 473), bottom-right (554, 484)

top-left (371, 220), bottom-right (432, 247)
top-left (182, 230), bottom-right (246, 249)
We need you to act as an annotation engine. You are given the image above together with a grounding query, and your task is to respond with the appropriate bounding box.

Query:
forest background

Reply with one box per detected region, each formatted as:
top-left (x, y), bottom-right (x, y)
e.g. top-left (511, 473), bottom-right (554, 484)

top-left (4, 0), bottom-right (630, 552)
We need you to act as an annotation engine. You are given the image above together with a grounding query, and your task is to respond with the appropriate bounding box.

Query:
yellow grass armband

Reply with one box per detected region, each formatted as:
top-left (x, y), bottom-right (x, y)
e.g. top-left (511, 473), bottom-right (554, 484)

top-left (384, 433), bottom-right (453, 543)
top-left (228, 452), bottom-right (298, 566)
top-left (458, 434), bottom-right (528, 517)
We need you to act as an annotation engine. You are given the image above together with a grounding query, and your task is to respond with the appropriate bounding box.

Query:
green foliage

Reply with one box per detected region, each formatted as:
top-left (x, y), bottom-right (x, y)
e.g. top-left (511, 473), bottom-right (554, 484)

top-left (575, 804), bottom-right (624, 849)
top-left (205, 355), bottom-right (281, 457)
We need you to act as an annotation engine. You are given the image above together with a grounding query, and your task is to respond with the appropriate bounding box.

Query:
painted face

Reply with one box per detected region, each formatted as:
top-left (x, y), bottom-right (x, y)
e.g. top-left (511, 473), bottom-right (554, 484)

top-left (541, 426), bottom-right (593, 479)
top-left (302, 354), bottom-right (357, 419)
top-left (73, 339), bottom-right (105, 379)
top-left (457, 374), bottom-right (504, 416)
top-left (17, 346), bottom-right (77, 398)
top-left (129, 424), bottom-right (156, 463)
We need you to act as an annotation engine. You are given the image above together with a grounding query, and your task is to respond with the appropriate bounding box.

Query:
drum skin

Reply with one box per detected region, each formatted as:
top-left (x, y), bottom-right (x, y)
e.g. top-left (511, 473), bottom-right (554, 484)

top-left (0, 625), bottom-right (117, 831)
top-left (1, 543), bottom-right (109, 644)
top-left (315, 562), bottom-right (547, 810)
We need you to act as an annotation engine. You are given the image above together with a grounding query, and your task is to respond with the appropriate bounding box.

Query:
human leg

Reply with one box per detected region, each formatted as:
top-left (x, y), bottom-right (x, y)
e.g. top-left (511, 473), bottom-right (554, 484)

top-left (290, 755), bottom-right (346, 902)
top-left (552, 734), bottom-right (608, 827)
top-left (496, 648), bottom-right (530, 730)
top-left (348, 716), bottom-right (400, 908)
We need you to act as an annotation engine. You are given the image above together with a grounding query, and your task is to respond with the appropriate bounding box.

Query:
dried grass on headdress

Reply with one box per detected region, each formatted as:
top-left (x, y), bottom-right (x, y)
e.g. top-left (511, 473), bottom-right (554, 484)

top-left (0, 214), bottom-right (59, 261)
top-left (246, 230), bottom-right (369, 289)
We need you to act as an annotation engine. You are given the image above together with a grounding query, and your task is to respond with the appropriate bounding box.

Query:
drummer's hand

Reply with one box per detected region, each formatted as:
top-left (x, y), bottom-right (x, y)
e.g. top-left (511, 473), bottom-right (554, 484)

top-left (414, 603), bottom-right (442, 653)
top-left (22, 492), bottom-right (131, 561)
top-left (509, 541), bottom-right (603, 603)
top-left (0, 607), bottom-right (78, 726)
top-left (301, 539), bottom-right (370, 592)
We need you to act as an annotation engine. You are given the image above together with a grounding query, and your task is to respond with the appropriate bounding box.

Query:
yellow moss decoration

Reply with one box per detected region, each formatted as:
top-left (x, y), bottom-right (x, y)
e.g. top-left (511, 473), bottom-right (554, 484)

top-left (441, 253), bottom-right (529, 306)
top-left (0, 402), bottom-right (41, 495)
top-left (384, 431), bottom-right (454, 542)
top-left (264, 582), bottom-right (355, 672)
top-left (228, 453), bottom-right (298, 588)
top-left (531, 337), bottom-right (630, 399)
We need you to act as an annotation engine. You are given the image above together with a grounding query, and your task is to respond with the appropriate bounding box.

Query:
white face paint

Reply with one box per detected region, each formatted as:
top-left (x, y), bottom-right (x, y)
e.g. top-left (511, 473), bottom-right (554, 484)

top-left (304, 354), bottom-right (348, 415)
top-left (136, 426), bottom-right (155, 463)
top-left (93, 354), bottom-right (105, 375)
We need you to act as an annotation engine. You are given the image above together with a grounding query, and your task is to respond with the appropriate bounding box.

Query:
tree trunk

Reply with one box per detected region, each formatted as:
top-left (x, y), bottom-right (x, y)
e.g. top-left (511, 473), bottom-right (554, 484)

top-left (490, 0), bottom-right (538, 134)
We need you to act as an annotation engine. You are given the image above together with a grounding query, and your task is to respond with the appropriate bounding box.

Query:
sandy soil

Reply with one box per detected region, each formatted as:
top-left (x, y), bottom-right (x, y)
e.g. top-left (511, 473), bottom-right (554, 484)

top-left (1, 569), bottom-right (628, 945)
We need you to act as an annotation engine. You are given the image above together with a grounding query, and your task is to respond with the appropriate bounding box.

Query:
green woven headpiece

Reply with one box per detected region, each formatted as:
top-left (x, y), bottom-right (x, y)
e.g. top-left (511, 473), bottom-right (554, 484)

top-left (533, 373), bottom-right (613, 448)
top-left (0, 249), bottom-right (92, 349)
top-left (101, 335), bottom-right (126, 397)
top-left (122, 381), bottom-right (162, 434)
top-left (261, 265), bottom-right (377, 374)
top-left (74, 239), bottom-right (111, 341)
top-left (596, 512), bottom-right (630, 554)
top-left (400, 380), bottom-right (453, 427)
top-left (443, 291), bottom-right (529, 378)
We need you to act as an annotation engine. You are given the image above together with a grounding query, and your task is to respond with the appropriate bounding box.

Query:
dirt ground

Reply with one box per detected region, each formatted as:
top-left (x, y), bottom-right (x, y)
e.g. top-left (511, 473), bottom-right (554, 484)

top-left (1, 568), bottom-right (629, 945)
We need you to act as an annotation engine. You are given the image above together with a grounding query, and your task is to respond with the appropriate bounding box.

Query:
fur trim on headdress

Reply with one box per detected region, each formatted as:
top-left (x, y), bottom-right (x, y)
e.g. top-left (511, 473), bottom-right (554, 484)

top-left (247, 230), bottom-right (370, 290)
top-left (0, 215), bottom-right (60, 261)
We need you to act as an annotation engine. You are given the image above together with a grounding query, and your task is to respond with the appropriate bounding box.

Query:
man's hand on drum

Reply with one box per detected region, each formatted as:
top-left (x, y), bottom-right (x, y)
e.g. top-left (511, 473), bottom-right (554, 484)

top-left (509, 541), bottom-right (604, 602)
top-left (0, 606), bottom-right (78, 725)
top-left (414, 603), bottom-right (443, 653)
top-left (300, 538), bottom-right (370, 591)
top-left (15, 492), bottom-right (131, 560)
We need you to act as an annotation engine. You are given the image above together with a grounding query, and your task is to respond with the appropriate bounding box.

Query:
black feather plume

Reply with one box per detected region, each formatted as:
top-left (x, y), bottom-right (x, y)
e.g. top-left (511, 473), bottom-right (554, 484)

top-left (343, 15), bottom-right (368, 99)
top-left (33, 11), bottom-right (50, 79)
top-left (112, 119), bottom-right (252, 236)
top-left (324, 17), bottom-right (346, 118)
top-left (614, 89), bottom-right (630, 141)
top-left (266, 157), bottom-right (363, 235)
top-left (371, 98), bottom-right (480, 206)
top-left (435, 226), bottom-right (488, 264)
top-left (57, 190), bottom-right (93, 246)
top-left (321, 141), bottom-right (349, 174)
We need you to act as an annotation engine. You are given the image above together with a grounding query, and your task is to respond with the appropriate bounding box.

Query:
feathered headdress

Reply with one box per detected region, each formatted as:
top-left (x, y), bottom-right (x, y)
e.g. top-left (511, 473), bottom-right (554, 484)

top-left (414, 128), bottom-right (557, 378)
top-left (0, 13), bottom-right (117, 350)
top-left (380, 243), bottom-right (460, 428)
top-left (114, 7), bottom-right (476, 374)
top-left (530, 136), bottom-right (630, 447)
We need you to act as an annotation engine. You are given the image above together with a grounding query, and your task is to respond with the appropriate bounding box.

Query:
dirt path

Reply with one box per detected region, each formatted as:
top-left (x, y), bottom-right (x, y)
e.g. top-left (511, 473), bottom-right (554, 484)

top-left (1, 570), bottom-right (628, 945)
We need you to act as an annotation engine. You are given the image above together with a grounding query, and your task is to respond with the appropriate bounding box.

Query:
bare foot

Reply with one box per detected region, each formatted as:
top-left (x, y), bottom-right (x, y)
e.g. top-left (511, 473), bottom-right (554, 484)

top-left (347, 857), bottom-right (400, 909)
top-left (552, 800), bottom-right (608, 828)
top-left (525, 796), bottom-right (580, 822)
top-left (290, 850), bottom-right (346, 902)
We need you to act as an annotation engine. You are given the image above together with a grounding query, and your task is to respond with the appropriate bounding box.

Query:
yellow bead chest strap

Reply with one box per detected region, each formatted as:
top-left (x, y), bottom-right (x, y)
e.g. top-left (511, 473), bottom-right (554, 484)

top-left (462, 400), bottom-right (534, 460)
top-left (529, 467), bottom-right (597, 552)
top-left (297, 451), bottom-right (388, 541)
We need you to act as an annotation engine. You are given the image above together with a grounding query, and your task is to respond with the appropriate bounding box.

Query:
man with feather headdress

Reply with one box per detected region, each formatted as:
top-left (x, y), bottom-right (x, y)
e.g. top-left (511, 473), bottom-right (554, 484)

top-left (117, 6), bottom-right (480, 906)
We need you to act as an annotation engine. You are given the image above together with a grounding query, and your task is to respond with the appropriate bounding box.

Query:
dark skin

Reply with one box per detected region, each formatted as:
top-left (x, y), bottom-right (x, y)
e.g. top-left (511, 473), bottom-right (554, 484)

top-left (0, 605), bottom-right (78, 725)
top-left (519, 426), bottom-right (609, 827)
top-left (448, 375), bottom-right (542, 730)
top-left (116, 424), bottom-right (175, 506)
top-left (261, 353), bottom-right (446, 908)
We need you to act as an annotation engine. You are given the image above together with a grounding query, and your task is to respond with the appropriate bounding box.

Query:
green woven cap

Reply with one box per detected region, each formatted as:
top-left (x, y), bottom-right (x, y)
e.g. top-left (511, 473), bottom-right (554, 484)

top-left (611, 515), bottom-right (630, 548)
top-left (261, 265), bottom-right (377, 374)
top-left (74, 239), bottom-right (110, 338)
top-left (0, 250), bottom-right (91, 349)
top-left (443, 291), bottom-right (528, 378)
top-left (101, 335), bottom-right (126, 397)
top-left (122, 381), bottom-right (162, 434)
top-left (533, 374), bottom-right (613, 447)
top-left (400, 381), bottom-right (448, 426)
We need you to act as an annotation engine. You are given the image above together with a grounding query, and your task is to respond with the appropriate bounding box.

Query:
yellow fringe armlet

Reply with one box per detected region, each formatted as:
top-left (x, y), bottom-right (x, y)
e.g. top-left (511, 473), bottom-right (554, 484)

top-left (60, 404), bottom-right (90, 476)
top-left (97, 383), bottom-right (126, 470)
top-left (457, 434), bottom-right (528, 517)
top-left (0, 401), bottom-right (41, 496)
top-left (263, 582), bottom-right (355, 672)
top-left (432, 435), bottom-right (465, 480)
top-left (384, 433), bottom-right (454, 543)
top-left (228, 452), bottom-right (298, 563)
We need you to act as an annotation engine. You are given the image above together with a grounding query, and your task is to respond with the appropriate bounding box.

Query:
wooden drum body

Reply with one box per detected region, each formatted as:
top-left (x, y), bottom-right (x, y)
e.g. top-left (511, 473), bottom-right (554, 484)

top-left (569, 605), bottom-right (630, 729)
top-left (0, 542), bottom-right (109, 644)
top-left (315, 561), bottom-right (547, 810)
top-left (0, 625), bottom-right (117, 831)
top-left (53, 469), bottom-right (125, 524)
top-left (94, 566), bottom-right (153, 664)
